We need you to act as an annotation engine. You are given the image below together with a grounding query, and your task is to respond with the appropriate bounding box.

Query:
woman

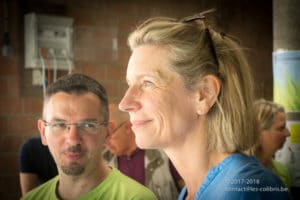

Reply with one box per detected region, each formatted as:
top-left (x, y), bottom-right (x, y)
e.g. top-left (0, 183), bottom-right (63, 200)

top-left (119, 12), bottom-right (289, 199)
top-left (254, 99), bottom-right (291, 189)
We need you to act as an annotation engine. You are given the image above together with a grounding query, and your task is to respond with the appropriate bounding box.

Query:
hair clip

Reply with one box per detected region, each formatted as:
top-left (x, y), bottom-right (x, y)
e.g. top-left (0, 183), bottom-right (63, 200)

top-left (181, 10), bottom-right (220, 68)
top-left (181, 9), bottom-right (216, 23)
top-left (180, 13), bottom-right (205, 23)
top-left (220, 32), bottom-right (226, 39)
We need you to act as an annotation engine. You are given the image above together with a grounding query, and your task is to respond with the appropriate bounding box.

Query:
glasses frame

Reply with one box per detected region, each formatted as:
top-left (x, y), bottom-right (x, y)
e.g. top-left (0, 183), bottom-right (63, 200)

top-left (42, 120), bottom-right (108, 135)
top-left (110, 121), bottom-right (127, 135)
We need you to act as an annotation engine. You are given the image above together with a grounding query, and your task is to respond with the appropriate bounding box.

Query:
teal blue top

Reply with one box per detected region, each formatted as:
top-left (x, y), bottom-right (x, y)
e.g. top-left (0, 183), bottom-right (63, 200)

top-left (178, 153), bottom-right (289, 200)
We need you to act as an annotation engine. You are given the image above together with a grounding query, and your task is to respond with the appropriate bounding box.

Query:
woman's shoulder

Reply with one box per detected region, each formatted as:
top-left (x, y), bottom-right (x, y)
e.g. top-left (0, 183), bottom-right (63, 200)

top-left (217, 154), bottom-right (290, 199)
top-left (225, 154), bottom-right (284, 186)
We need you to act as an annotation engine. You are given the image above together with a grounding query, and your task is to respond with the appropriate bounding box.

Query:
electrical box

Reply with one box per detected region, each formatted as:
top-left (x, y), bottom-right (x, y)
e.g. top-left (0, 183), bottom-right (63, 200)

top-left (24, 13), bottom-right (73, 70)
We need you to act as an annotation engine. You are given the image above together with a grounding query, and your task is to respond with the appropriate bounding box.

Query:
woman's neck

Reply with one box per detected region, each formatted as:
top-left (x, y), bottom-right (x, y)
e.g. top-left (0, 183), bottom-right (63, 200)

top-left (164, 129), bottom-right (230, 199)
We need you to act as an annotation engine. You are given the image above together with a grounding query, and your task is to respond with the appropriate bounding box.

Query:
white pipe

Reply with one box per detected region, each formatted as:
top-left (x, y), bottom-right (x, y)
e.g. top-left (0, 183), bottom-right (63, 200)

top-left (39, 48), bottom-right (46, 98)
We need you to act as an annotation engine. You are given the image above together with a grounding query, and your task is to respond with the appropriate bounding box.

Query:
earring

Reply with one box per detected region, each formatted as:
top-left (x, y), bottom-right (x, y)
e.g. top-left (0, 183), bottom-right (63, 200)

top-left (197, 108), bottom-right (203, 115)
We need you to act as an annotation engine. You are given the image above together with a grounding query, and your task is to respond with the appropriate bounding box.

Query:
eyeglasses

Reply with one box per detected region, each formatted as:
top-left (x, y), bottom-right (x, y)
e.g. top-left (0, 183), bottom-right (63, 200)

top-left (111, 121), bottom-right (127, 135)
top-left (43, 120), bottom-right (108, 135)
top-left (180, 11), bottom-right (219, 67)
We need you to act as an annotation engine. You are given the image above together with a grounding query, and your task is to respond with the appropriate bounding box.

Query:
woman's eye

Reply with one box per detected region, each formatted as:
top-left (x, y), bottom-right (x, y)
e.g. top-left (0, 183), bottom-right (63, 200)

top-left (142, 80), bottom-right (154, 88)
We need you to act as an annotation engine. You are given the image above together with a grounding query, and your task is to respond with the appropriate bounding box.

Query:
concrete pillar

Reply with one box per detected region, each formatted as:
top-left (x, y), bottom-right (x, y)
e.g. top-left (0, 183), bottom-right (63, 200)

top-left (273, 0), bottom-right (300, 198)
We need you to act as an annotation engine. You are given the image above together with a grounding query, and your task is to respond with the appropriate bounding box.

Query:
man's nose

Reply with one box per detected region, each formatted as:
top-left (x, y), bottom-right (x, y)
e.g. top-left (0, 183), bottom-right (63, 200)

top-left (65, 125), bottom-right (82, 144)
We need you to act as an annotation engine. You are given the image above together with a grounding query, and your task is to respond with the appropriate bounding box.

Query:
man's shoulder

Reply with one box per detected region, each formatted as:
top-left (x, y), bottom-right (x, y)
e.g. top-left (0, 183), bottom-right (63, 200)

top-left (93, 168), bottom-right (157, 199)
top-left (21, 176), bottom-right (58, 200)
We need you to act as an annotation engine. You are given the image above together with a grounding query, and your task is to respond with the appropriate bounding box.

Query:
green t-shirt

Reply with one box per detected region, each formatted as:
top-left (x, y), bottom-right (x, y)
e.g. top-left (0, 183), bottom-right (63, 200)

top-left (21, 168), bottom-right (157, 200)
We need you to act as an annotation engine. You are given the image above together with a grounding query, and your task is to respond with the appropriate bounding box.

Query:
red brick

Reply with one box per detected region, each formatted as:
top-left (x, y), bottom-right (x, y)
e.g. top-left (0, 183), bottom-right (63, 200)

top-left (119, 82), bottom-right (129, 96)
top-left (0, 79), bottom-right (8, 94)
top-left (0, 135), bottom-right (24, 152)
top-left (6, 78), bottom-right (20, 98)
top-left (102, 81), bottom-right (121, 99)
top-left (22, 97), bottom-right (43, 114)
top-left (0, 77), bottom-right (20, 98)
top-left (6, 116), bottom-right (38, 134)
top-left (0, 57), bottom-right (18, 76)
top-left (107, 66), bottom-right (126, 81)
top-left (118, 46), bottom-right (131, 67)
top-left (0, 98), bottom-right (22, 114)
top-left (0, 174), bottom-right (21, 199)
top-left (0, 154), bottom-right (19, 174)
top-left (0, 117), bottom-right (7, 132)
top-left (80, 64), bottom-right (106, 80)
top-left (69, 7), bottom-right (98, 26)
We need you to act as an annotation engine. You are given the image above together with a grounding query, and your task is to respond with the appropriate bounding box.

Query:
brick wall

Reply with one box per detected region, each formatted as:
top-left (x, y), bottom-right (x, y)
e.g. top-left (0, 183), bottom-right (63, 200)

top-left (0, 0), bottom-right (272, 199)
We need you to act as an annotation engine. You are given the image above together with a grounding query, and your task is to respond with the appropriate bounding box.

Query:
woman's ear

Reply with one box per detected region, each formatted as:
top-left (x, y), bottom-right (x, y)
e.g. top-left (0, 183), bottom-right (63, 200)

top-left (195, 75), bottom-right (221, 115)
top-left (38, 119), bottom-right (48, 146)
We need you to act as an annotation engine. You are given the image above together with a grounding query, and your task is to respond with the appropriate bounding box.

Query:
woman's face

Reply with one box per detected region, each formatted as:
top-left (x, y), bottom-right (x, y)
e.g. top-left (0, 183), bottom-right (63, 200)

top-left (119, 44), bottom-right (199, 149)
top-left (261, 112), bottom-right (290, 154)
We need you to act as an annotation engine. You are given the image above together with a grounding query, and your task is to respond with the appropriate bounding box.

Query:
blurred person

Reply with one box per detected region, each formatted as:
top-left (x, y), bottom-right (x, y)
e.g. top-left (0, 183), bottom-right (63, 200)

top-left (253, 98), bottom-right (291, 189)
top-left (103, 103), bottom-right (183, 200)
top-left (19, 135), bottom-right (57, 195)
top-left (119, 11), bottom-right (290, 200)
top-left (21, 73), bottom-right (157, 200)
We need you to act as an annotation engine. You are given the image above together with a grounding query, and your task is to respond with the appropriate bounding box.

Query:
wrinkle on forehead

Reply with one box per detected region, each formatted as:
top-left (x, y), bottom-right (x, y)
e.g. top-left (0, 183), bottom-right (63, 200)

top-left (127, 44), bottom-right (180, 86)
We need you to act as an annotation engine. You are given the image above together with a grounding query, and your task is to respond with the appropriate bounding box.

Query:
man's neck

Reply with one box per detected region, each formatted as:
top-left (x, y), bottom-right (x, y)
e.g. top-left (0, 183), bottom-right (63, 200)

top-left (57, 164), bottom-right (111, 200)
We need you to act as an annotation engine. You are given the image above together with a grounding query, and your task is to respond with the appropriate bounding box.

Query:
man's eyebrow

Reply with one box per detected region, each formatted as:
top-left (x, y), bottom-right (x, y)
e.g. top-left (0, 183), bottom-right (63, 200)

top-left (49, 118), bottom-right (100, 122)
top-left (79, 119), bottom-right (100, 122)
top-left (50, 118), bottom-right (66, 122)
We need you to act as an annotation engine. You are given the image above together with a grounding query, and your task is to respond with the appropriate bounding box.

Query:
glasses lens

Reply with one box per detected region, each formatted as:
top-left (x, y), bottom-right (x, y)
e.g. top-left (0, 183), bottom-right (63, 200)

top-left (50, 122), bottom-right (68, 133)
top-left (44, 121), bottom-right (106, 135)
top-left (78, 122), bottom-right (99, 134)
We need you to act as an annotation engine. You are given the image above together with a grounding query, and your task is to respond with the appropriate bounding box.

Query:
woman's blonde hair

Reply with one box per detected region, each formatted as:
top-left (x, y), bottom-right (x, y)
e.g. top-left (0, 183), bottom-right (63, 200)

top-left (250, 99), bottom-right (285, 157)
top-left (254, 98), bottom-right (285, 130)
top-left (128, 12), bottom-right (258, 153)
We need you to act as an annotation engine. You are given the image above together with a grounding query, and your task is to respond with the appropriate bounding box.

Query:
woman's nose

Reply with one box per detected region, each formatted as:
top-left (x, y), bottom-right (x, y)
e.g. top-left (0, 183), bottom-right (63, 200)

top-left (119, 85), bottom-right (141, 113)
top-left (285, 128), bottom-right (290, 137)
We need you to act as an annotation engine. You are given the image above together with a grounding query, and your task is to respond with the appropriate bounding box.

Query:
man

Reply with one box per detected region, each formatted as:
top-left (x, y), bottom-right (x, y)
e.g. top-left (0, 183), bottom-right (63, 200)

top-left (19, 136), bottom-right (57, 195)
top-left (103, 103), bottom-right (184, 200)
top-left (21, 73), bottom-right (157, 200)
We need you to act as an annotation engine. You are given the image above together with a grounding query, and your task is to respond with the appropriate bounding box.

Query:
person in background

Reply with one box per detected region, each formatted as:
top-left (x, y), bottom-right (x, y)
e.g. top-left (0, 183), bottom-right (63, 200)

top-left (118, 11), bottom-right (289, 199)
top-left (103, 103), bottom-right (184, 200)
top-left (19, 136), bottom-right (57, 195)
top-left (21, 73), bottom-right (157, 200)
top-left (253, 98), bottom-right (291, 189)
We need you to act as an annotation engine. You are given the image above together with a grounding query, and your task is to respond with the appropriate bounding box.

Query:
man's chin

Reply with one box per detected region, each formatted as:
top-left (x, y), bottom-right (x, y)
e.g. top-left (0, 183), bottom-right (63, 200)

top-left (61, 163), bottom-right (84, 176)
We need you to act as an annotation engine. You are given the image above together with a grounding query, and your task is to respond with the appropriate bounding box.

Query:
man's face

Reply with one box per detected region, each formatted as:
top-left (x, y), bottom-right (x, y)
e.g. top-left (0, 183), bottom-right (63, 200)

top-left (38, 92), bottom-right (108, 176)
top-left (105, 121), bottom-right (130, 156)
